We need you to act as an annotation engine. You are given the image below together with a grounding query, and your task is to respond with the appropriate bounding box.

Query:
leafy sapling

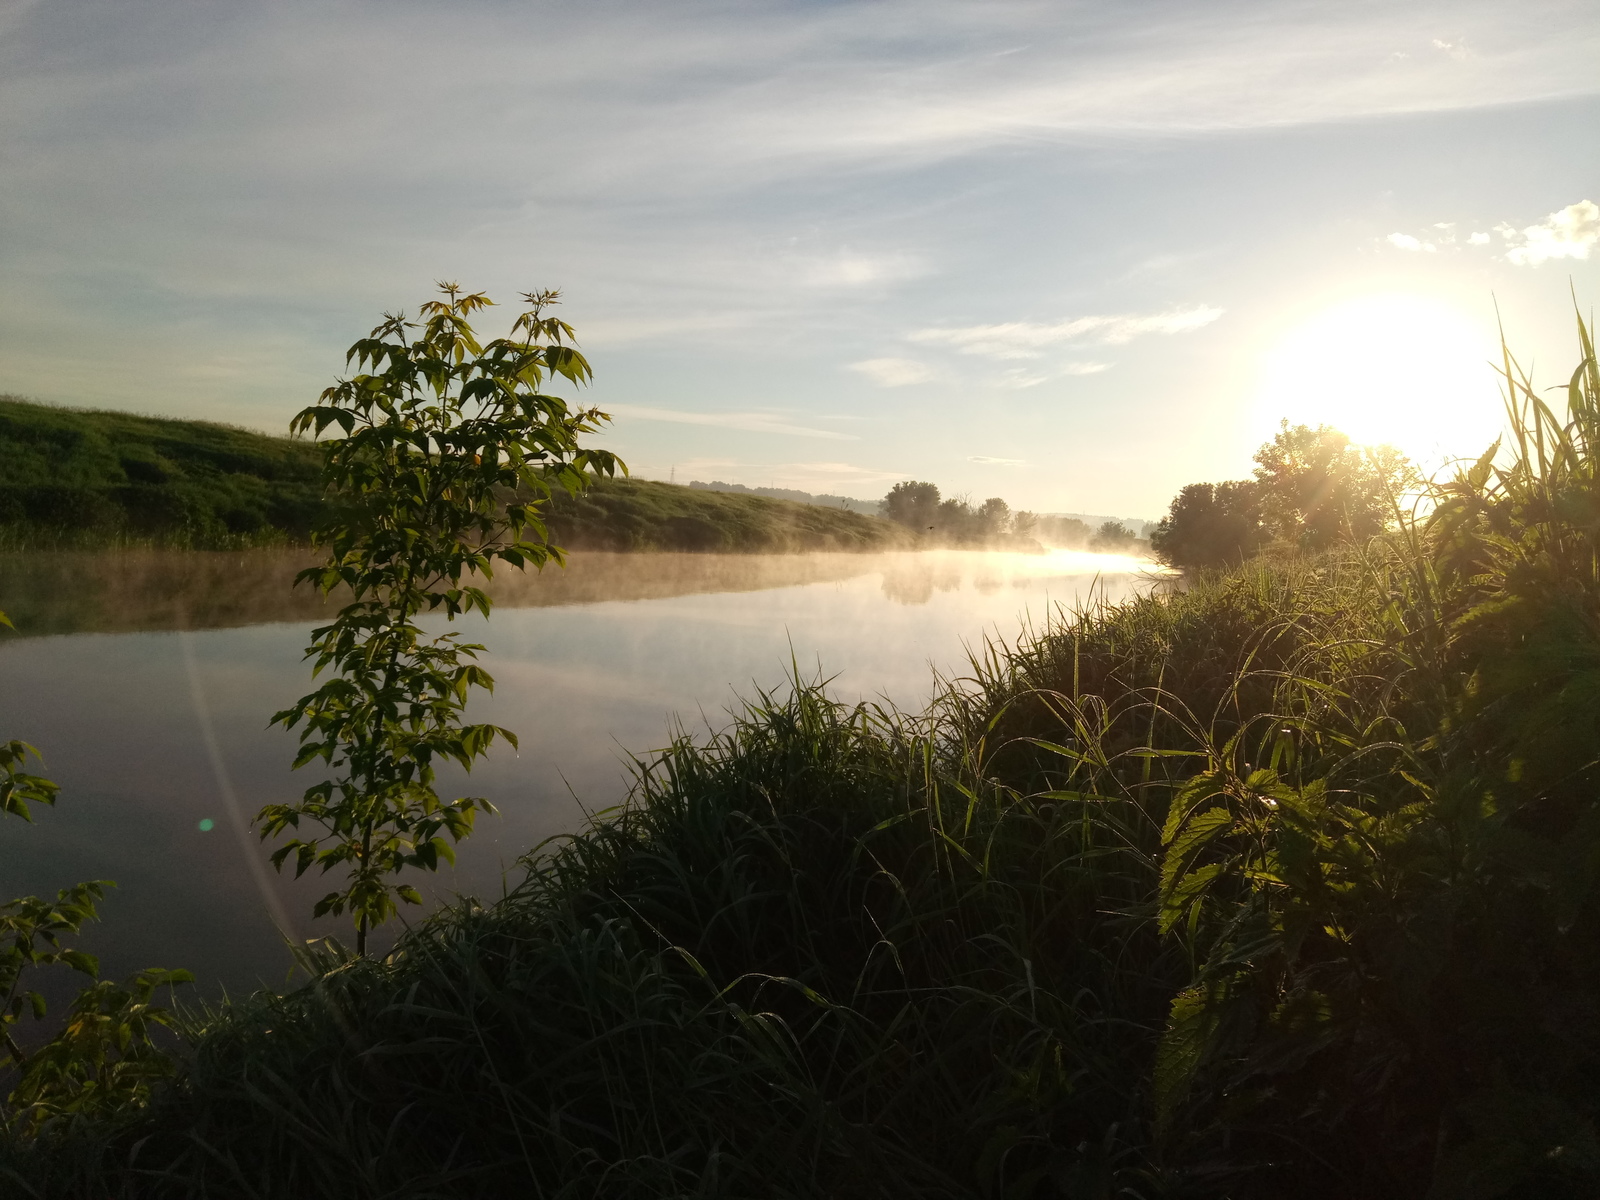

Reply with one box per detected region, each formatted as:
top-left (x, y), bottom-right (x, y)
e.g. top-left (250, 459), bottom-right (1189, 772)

top-left (261, 285), bottom-right (623, 955)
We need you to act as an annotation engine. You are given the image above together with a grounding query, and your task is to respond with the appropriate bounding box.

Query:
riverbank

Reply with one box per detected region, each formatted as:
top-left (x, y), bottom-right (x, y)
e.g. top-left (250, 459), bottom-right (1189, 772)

top-left (0, 397), bottom-right (915, 553)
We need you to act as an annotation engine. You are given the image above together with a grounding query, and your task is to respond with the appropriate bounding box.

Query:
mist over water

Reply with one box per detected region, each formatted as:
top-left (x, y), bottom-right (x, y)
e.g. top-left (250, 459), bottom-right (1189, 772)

top-left (0, 549), bottom-right (1161, 996)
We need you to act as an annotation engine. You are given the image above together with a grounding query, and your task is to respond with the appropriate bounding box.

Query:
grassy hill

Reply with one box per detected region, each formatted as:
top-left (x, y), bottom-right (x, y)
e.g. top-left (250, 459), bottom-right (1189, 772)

top-left (0, 396), bottom-right (324, 548)
top-left (0, 397), bottom-right (914, 553)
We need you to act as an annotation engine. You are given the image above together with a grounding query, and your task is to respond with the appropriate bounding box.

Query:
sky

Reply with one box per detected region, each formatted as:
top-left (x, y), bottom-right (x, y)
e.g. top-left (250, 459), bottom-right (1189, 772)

top-left (3, 0), bottom-right (1599, 517)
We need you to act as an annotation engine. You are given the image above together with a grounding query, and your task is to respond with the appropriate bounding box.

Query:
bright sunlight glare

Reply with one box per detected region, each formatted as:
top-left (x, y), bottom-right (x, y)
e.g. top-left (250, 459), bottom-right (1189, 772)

top-left (1254, 294), bottom-right (1505, 471)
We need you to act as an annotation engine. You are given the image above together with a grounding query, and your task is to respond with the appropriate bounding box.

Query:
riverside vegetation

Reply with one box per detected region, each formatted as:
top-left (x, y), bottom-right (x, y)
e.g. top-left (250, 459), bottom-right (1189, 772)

top-left (0, 295), bottom-right (1597, 1197)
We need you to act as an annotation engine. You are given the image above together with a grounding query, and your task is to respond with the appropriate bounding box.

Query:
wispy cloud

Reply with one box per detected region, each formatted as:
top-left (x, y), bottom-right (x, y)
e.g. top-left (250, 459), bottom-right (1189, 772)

top-left (1501, 200), bottom-right (1599, 266)
top-left (852, 357), bottom-right (1112, 390)
top-left (969, 455), bottom-right (1025, 466)
top-left (604, 404), bottom-right (857, 440)
top-left (908, 306), bottom-right (1223, 360)
top-left (849, 357), bottom-right (946, 387)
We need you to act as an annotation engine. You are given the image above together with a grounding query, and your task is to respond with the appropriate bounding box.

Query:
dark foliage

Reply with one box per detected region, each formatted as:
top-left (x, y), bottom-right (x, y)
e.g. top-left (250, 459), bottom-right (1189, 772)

top-left (1149, 481), bottom-right (1266, 569)
top-left (880, 479), bottom-right (942, 531)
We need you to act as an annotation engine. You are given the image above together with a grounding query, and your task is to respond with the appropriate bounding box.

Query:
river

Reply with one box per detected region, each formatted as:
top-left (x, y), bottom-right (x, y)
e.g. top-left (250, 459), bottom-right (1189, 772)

top-left (0, 547), bottom-right (1161, 997)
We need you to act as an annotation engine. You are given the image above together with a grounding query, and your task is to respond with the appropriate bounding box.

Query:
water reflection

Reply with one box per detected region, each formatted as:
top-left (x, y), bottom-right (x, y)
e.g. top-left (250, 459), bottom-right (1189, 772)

top-left (0, 549), bottom-right (901, 637)
top-left (0, 547), bottom-right (1158, 636)
top-left (0, 548), bottom-right (1162, 997)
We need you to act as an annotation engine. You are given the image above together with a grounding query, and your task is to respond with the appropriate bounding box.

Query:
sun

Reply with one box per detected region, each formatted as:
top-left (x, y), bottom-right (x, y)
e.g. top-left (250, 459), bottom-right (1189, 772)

top-left (1254, 294), bottom-right (1505, 470)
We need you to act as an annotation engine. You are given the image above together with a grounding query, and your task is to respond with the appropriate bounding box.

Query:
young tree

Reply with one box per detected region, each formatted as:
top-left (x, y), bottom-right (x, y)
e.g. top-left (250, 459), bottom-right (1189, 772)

top-left (260, 285), bottom-right (623, 955)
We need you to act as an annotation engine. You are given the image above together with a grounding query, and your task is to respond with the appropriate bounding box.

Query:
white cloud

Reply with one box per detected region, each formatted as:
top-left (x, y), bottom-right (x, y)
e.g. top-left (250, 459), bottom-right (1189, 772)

top-left (908, 305), bottom-right (1222, 360)
top-left (1385, 203), bottom-right (1599, 262)
top-left (849, 357), bottom-right (945, 387)
top-left (969, 455), bottom-right (1025, 466)
top-left (1062, 361), bottom-right (1113, 376)
top-left (1502, 200), bottom-right (1599, 266)
top-left (604, 403), bottom-right (857, 440)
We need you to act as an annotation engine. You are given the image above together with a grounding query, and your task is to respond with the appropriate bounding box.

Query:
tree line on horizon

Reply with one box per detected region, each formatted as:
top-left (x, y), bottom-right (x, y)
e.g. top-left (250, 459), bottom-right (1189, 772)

top-left (878, 480), bottom-right (1148, 552)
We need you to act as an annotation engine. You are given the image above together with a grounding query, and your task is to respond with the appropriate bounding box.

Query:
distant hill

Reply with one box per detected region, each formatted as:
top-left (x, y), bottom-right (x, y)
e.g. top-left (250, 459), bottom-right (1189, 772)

top-left (686, 479), bottom-right (880, 516)
top-left (0, 397), bottom-right (915, 554)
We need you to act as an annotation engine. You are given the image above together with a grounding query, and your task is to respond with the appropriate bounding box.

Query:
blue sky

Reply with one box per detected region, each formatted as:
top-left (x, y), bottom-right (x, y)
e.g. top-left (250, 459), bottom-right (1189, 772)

top-left (3, 0), bottom-right (1598, 515)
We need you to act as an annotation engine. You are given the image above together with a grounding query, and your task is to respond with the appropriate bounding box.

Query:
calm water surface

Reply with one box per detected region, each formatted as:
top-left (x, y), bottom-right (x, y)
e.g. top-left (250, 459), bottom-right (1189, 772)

top-left (0, 548), bottom-right (1160, 995)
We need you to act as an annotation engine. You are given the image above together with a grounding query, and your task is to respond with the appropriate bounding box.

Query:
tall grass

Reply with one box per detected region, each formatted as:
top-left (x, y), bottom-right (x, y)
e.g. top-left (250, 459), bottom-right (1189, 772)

top-left (5, 316), bottom-right (1599, 1197)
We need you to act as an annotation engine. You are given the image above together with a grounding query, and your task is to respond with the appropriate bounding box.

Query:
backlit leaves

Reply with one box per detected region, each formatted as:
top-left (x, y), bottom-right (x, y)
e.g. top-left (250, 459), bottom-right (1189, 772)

top-left (262, 285), bottom-right (623, 953)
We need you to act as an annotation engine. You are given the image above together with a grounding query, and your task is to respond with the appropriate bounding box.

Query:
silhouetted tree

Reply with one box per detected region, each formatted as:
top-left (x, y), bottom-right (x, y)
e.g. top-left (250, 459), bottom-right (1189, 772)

top-left (976, 497), bottom-right (1012, 537)
top-left (936, 496), bottom-right (977, 541)
top-left (1150, 480), bottom-right (1266, 570)
top-left (881, 481), bottom-right (940, 531)
top-left (1252, 422), bottom-right (1414, 551)
top-left (1088, 520), bottom-right (1138, 552)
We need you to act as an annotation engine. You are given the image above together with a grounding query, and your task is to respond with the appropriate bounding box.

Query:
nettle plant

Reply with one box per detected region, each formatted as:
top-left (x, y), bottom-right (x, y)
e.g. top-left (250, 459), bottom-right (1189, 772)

top-left (261, 285), bottom-right (622, 955)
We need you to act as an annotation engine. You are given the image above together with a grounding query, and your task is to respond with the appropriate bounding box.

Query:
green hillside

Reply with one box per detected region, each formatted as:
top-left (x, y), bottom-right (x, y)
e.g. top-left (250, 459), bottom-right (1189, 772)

top-left (0, 397), bottom-right (915, 553)
top-left (0, 396), bottom-right (324, 547)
